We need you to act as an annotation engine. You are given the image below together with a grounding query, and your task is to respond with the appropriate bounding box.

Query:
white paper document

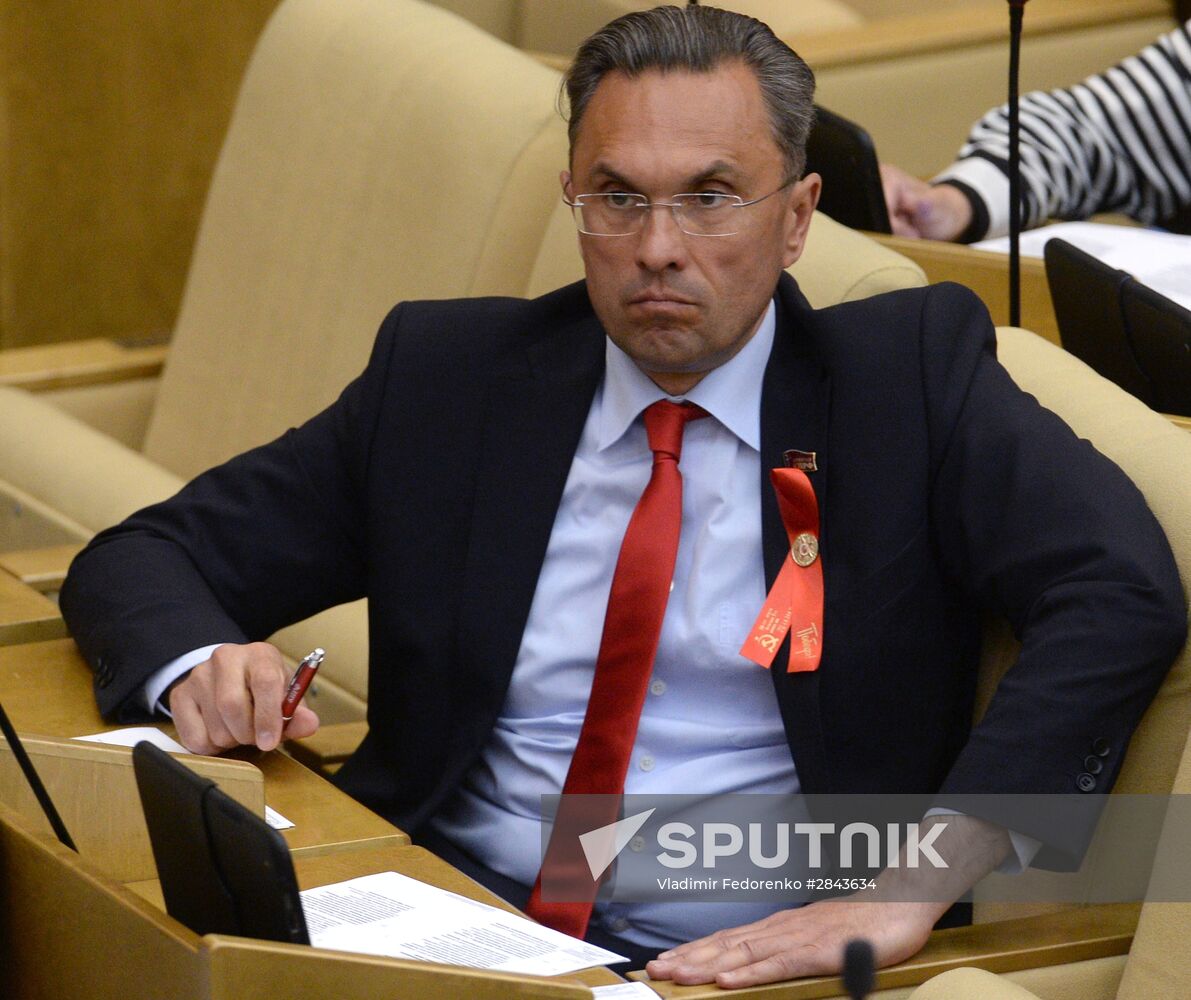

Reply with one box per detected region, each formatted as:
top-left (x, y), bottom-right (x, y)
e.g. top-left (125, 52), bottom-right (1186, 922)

top-left (591, 983), bottom-right (661, 998)
top-left (73, 726), bottom-right (295, 830)
top-left (301, 870), bottom-right (627, 976)
top-left (973, 221), bottom-right (1191, 312)
top-left (75, 726), bottom-right (188, 753)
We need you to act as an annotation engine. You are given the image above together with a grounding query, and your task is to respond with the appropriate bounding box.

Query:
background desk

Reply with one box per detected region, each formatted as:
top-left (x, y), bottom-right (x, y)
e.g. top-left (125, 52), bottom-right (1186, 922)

top-left (0, 637), bottom-right (406, 857)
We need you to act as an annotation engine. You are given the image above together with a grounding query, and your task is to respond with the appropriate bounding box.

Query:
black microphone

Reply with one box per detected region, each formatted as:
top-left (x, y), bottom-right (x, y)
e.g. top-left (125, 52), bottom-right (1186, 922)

top-left (842, 938), bottom-right (875, 1000)
top-left (0, 699), bottom-right (76, 850)
top-left (1007, 0), bottom-right (1030, 327)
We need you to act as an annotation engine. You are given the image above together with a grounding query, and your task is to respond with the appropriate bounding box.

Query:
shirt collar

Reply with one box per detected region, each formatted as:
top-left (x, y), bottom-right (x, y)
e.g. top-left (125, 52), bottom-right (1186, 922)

top-left (598, 299), bottom-right (775, 453)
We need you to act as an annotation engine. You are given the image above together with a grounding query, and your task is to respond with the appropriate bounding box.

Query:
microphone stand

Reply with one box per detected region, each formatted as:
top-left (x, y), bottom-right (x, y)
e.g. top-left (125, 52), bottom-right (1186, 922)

top-left (0, 699), bottom-right (76, 850)
top-left (1007, 0), bottom-right (1029, 327)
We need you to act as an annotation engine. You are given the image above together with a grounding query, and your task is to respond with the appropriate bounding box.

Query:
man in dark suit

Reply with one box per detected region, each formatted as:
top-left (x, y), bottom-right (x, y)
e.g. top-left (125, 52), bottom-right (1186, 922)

top-left (60, 4), bottom-right (1184, 989)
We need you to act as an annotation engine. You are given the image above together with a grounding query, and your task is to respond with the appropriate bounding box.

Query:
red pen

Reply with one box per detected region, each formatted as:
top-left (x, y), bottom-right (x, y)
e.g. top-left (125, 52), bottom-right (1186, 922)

top-left (281, 648), bottom-right (324, 722)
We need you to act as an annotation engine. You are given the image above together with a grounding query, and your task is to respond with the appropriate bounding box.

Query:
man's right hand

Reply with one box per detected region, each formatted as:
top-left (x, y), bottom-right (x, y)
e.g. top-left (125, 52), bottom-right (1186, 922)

top-left (167, 642), bottom-right (320, 755)
top-left (880, 164), bottom-right (973, 241)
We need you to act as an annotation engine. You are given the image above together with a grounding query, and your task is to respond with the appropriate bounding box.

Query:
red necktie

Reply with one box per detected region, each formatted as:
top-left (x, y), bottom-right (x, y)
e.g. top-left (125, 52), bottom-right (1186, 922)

top-left (525, 399), bottom-right (705, 938)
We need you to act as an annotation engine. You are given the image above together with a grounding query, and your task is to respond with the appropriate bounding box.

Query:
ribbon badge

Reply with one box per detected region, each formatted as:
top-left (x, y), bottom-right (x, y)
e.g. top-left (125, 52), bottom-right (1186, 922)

top-left (739, 468), bottom-right (824, 673)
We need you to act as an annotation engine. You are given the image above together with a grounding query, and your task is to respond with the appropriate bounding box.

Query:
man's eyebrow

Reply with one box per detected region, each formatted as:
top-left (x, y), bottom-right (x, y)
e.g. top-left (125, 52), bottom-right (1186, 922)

top-left (585, 160), bottom-right (745, 191)
top-left (687, 161), bottom-right (744, 186)
top-left (588, 164), bottom-right (638, 189)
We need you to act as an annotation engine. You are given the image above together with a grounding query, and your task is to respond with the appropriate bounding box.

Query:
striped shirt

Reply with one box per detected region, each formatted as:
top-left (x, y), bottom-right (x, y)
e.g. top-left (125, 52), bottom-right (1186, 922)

top-left (935, 20), bottom-right (1191, 240)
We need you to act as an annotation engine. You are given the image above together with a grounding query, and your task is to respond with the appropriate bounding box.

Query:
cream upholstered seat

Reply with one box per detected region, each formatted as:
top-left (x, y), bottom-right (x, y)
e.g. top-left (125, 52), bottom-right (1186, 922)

top-left (0, 0), bottom-right (925, 719)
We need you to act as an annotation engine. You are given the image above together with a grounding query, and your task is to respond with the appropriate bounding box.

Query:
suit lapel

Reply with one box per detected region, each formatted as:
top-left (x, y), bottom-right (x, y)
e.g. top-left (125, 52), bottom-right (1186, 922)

top-left (762, 274), bottom-right (833, 793)
top-left (453, 300), bottom-right (605, 752)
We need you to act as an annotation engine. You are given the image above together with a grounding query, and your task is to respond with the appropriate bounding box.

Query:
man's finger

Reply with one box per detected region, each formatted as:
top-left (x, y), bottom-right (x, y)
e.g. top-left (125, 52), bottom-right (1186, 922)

top-left (281, 704), bottom-right (320, 742)
top-left (170, 685), bottom-right (218, 756)
top-left (715, 945), bottom-right (828, 989)
top-left (246, 651), bottom-right (287, 750)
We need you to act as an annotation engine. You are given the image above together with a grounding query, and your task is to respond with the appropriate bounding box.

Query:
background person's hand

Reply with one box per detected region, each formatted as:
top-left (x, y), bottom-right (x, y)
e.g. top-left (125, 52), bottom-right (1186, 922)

top-left (167, 641), bottom-right (319, 755)
top-left (880, 163), bottom-right (973, 241)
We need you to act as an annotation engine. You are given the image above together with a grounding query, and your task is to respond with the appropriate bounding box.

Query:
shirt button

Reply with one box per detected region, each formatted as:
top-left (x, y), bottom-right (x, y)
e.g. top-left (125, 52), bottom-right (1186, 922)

top-left (1077, 773), bottom-right (1097, 793)
top-left (650, 679), bottom-right (667, 696)
top-left (609, 916), bottom-right (630, 934)
top-left (630, 835), bottom-right (646, 852)
top-left (639, 755), bottom-right (655, 772)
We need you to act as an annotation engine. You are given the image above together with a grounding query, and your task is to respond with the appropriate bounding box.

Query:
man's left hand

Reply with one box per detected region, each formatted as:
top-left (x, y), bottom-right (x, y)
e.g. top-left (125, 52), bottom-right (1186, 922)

top-left (644, 897), bottom-right (940, 989)
top-left (645, 813), bottom-right (1011, 989)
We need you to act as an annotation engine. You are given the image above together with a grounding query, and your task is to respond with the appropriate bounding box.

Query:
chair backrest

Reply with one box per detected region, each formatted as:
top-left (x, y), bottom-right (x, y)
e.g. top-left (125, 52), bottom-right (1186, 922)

top-left (1121, 277), bottom-right (1191, 418)
top-left (143, 0), bottom-right (568, 480)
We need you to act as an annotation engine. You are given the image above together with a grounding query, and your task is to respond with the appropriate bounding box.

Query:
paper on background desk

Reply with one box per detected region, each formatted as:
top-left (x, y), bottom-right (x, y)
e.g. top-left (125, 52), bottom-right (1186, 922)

top-left (973, 221), bottom-right (1191, 312)
top-left (302, 870), bottom-right (627, 977)
top-left (74, 727), bottom-right (295, 830)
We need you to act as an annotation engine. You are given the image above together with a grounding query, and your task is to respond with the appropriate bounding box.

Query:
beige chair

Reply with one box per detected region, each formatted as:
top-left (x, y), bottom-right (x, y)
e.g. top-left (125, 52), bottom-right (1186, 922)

top-left (0, 0), bottom-right (925, 721)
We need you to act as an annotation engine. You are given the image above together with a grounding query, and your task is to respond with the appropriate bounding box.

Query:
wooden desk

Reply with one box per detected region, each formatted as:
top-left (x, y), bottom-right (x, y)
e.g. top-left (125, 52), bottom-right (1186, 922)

top-left (127, 842), bottom-right (627, 992)
top-left (870, 234), bottom-right (1060, 345)
top-left (0, 567), bottom-right (65, 645)
top-left (0, 637), bottom-right (408, 855)
top-left (0, 541), bottom-right (83, 592)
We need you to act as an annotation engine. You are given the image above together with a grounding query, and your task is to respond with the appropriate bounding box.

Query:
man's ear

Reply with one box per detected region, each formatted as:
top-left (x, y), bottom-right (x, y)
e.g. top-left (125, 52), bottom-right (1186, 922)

top-left (560, 169), bottom-right (572, 198)
top-left (782, 172), bottom-right (822, 268)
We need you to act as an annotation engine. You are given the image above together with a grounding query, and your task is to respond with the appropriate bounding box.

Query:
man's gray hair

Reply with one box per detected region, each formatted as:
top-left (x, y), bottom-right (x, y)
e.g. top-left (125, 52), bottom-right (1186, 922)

top-left (564, 4), bottom-right (816, 179)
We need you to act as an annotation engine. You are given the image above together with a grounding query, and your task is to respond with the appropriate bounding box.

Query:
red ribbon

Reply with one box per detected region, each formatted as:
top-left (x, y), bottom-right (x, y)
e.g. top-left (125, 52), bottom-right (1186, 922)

top-left (739, 468), bottom-right (824, 673)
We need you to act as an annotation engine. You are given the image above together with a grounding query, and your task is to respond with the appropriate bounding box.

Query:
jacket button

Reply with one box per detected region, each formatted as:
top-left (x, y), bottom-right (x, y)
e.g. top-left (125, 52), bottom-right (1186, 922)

top-left (1092, 738), bottom-right (1111, 757)
top-left (1083, 756), bottom-right (1104, 775)
top-left (1077, 773), bottom-right (1097, 792)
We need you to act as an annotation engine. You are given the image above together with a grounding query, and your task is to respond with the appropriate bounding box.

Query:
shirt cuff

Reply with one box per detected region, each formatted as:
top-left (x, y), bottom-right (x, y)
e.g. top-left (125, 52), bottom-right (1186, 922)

top-left (141, 644), bottom-right (226, 717)
top-left (924, 807), bottom-right (1042, 874)
top-left (933, 157), bottom-right (1011, 241)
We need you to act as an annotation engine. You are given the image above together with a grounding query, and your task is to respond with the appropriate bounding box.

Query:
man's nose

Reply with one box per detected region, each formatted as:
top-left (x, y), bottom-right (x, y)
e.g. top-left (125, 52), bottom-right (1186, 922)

top-left (635, 204), bottom-right (688, 272)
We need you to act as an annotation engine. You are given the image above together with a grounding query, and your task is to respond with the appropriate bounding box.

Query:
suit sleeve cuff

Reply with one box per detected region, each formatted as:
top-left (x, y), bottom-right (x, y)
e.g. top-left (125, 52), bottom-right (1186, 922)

top-left (141, 644), bottom-right (226, 717)
top-left (925, 807), bottom-right (1043, 873)
top-left (933, 157), bottom-right (1011, 241)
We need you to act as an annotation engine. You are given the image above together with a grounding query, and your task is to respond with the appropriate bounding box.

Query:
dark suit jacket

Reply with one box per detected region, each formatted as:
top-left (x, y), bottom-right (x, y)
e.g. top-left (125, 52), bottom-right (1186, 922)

top-left (60, 275), bottom-right (1185, 866)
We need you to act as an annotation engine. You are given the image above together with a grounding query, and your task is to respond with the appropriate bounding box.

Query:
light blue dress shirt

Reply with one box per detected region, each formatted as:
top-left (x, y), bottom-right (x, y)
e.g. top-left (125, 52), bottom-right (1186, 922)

top-left (432, 302), bottom-right (802, 947)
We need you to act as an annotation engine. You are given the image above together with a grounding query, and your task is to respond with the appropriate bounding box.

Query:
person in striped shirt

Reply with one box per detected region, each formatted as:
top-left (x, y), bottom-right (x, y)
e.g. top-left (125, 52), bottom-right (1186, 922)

top-left (881, 19), bottom-right (1191, 242)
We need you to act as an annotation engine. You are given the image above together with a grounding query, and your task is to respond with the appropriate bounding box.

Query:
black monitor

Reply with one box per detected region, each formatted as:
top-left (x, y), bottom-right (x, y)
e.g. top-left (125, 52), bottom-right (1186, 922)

top-left (805, 105), bottom-right (892, 235)
top-left (1043, 238), bottom-right (1155, 405)
top-left (1121, 277), bottom-right (1191, 417)
top-left (132, 741), bottom-right (309, 943)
